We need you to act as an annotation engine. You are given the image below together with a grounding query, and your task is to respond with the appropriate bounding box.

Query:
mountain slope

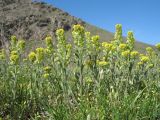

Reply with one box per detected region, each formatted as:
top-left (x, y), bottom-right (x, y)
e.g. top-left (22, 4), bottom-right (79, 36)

top-left (0, 0), bottom-right (151, 52)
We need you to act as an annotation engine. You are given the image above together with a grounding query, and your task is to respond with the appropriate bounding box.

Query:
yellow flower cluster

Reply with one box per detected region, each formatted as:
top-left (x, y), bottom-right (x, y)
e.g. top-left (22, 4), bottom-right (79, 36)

top-left (155, 43), bottom-right (160, 51)
top-left (17, 40), bottom-right (25, 50)
top-left (146, 47), bottom-right (154, 56)
top-left (130, 51), bottom-right (139, 58)
top-left (85, 32), bottom-right (92, 51)
top-left (44, 66), bottom-right (52, 73)
top-left (114, 24), bottom-right (122, 43)
top-left (56, 29), bottom-right (64, 35)
top-left (127, 31), bottom-right (135, 50)
top-left (45, 36), bottom-right (53, 50)
top-left (147, 64), bottom-right (154, 69)
top-left (10, 51), bottom-right (19, 64)
top-left (102, 42), bottom-right (114, 51)
top-left (140, 56), bottom-right (150, 63)
top-left (85, 32), bottom-right (91, 41)
top-left (91, 35), bottom-right (100, 51)
top-left (121, 50), bottom-right (130, 58)
top-left (146, 47), bottom-right (153, 52)
top-left (66, 44), bottom-right (72, 61)
top-left (56, 29), bottom-right (65, 45)
top-left (72, 24), bottom-right (85, 47)
top-left (28, 52), bottom-right (36, 62)
top-left (119, 44), bottom-right (127, 50)
top-left (97, 60), bottom-right (109, 67)
top-left (43, 73), bottom-right (50, 79)
top-left (73, 24), bottom-right (85, 34)
top-left (4, 25), bottom-right (159, 76)
top-left (43, 66), bottom-right (52, 79)
top-left (44, 48), bottom-right (52, 55)
top-left (10, 35), bottom-right (19, 51)
top-left (11, 35), bottom-right (17, 44)
top-left (36, 47), bottom-right (45, 63)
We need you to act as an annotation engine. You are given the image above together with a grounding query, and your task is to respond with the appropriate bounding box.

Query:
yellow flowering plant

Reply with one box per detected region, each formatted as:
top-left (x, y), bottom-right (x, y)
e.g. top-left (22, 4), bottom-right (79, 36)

top-left (10, 53), bottom-right (19, 65)
top-left (127, 31), bottom-right (135, 51)
top-left (17, 40), bottom-right (25, 51)
top-left (36, 47), bottom-right (45, 63)
top-left (155, 43), bottom-right (160, 51)
top-left (130, 51), bottom-right (139, 58)
top-left (113, 24), bottom-right (123, 46)
top-left (119, 43), bottom-right (128, 51)
top-left (28, 51), bottom-right (36, 63)
top-left (45, 36), bottom-right (53, 51)
top-left (0, 24), bottom-right (159, 119)
top-left (10, 35), bottom-right (17, 50)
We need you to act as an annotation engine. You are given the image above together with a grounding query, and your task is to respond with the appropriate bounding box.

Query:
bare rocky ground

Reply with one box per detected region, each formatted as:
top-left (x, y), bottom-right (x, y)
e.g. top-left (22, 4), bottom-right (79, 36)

top-left (0, 0), bottom-right (85, 45)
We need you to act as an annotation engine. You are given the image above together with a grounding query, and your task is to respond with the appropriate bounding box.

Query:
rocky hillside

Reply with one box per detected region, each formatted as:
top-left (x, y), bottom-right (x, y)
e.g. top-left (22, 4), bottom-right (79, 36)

top-left (0, 0), bottom-right (151, 52)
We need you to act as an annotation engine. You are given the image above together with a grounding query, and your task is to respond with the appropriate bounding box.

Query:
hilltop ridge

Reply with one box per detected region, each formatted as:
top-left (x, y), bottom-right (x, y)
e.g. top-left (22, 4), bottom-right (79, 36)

top-left (0, 0), bottom-right (151, 51)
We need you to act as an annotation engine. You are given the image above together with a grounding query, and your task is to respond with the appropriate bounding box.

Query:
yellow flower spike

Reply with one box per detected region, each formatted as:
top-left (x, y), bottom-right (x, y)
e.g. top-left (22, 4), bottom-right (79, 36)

top-left (11, 35), bottom-right (17, 43)
top-left (56, 29), bottom-right (64, 36)
top-left (36, 47), bottom-right (44, 53)
top-left (17, 40), bottom-right (25, 50)
top-left (111, 46), bottom-right (116, 52)
top-left (72, 24), bottom-right (85, 47)
top-left (102, 42), bottom-right (108, 47)
top-left (44, 48), bottom-right (52, 55)
top-left (66, 44), bottom-right (72, 59)
top-left (10, 54), bottom-right (19, 64)
top-left (148, 64), bottom-right (154, 69)
top-left (155, 43), bottom-right (160, 51)
top-left (91, 35), bottom-right (99, 42)
top-left (45, 36), bottom-right (53, 49)
top-left (119, 43), bottom-right (127, 50)
top-left (91, 35), bottom-right (100, 50)
top-left (56, 29), bottom-right (66, 47)
top-left (85, 32), bottom-right (91, 40)
top-left (127, 31), bottom-right (135, 50)
top-left (140, 56), bottom-right (150, 63)
top-left (44, 66), bottom-right (52, 73)
top-left (137, 61), bottom-right (143, 66)
top-left (11, 51), bottom-right (18, 55)
top-left (66, 43), bottom-right (72, 50)
top-left (73, 24), bottom-right (84, 33)
top-left (85, 32), bottom-right (92, 51)
top-left (43, 73), bottom-right (50, 79)
top-left (102, 42), bottom-right (113, 51)
top-left (146, 47), bottom-right (153, 52)
top-left (146, 47), bottom-right (154, 55)
top-left (28, 52), bottom-right (36, 62)
top-left (121, 50), bottom-right (130, 58)
top-left (97, 60), bottom-right (109, 67)
top-left (10, 35), bottom-right (18, 50)
top-left (114, 24), bottom-right (122, 43)
top-left (130, 51), bottom-right (139, 58)
top-left (45, 36), bottom-right (52, 44)
top-left (36, 47), bottom-right (45, 62)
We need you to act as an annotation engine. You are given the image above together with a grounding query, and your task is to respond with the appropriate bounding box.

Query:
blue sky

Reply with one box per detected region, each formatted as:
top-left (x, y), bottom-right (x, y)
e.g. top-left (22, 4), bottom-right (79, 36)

top-left (42, 0), bottom-right (160, 45)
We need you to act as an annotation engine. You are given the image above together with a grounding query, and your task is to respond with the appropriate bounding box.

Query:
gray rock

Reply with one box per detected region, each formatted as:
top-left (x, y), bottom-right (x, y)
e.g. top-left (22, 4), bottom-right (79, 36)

top-left (0, 0), bottom-right (85, 45)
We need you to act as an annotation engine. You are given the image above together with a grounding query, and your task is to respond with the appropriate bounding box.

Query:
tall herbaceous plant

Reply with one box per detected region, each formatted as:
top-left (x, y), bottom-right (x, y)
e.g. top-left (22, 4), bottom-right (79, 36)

top-left (0, 24), bottom-right (159, 120)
